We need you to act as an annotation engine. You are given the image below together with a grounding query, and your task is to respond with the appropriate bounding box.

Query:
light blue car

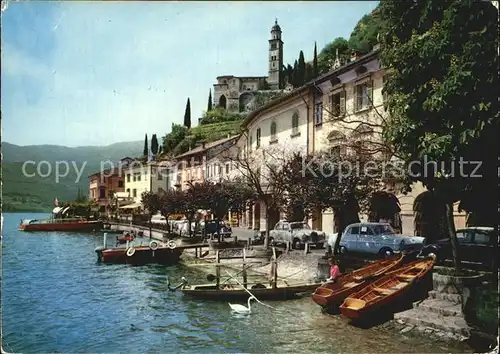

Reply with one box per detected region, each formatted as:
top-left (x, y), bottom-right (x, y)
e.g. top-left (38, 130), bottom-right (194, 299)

top-left (338, 222), bottom-right (425, 256)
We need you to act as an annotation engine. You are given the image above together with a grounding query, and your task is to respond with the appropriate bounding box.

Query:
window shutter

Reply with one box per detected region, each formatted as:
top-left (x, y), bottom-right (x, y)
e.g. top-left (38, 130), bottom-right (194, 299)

top-left (354, 85), bottom-right (358, 111)
top-left (367, 80), bottom-right (373, 106)
top-left (340, 90), bottom-right (346, 116)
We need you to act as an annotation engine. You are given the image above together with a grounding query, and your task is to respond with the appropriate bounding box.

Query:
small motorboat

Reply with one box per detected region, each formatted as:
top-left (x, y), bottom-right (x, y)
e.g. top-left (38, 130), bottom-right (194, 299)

top-left (339, 256), bottom-right (435, 320)
top-left (312, 254), bottom-right (404, 312)
top-left (117, 231), bottom-right (135, 244)
top-left (95, 236), bottom-right (182, 266)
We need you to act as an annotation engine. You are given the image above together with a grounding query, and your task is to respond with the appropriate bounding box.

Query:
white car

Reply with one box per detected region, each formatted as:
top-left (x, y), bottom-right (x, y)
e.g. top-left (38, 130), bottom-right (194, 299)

top-left (151, 214), bottom-right (167, 224)
top-left (326, 233), bottom-right (339, 250)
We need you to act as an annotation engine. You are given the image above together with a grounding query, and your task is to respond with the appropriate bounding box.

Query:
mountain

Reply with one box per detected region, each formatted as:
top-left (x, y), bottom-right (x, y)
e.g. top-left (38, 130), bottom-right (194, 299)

top-left (1, 141), bottom-right (143, 212)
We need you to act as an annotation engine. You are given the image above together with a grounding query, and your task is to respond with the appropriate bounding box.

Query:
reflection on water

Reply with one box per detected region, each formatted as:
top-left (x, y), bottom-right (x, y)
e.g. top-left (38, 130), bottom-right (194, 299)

top-left (2, 213), bottom-right (472, 353)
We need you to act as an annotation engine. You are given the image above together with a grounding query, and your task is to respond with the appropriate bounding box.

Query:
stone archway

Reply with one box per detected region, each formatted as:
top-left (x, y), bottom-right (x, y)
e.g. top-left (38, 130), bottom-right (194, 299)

top-left (413, 190), bottom-right (447, 243)
top-left (239, 92), bottom-right (254, 112)
top-left (218, 95), bottom-right (227, 109)
top-left (368, 191), bottom-right (402, 233)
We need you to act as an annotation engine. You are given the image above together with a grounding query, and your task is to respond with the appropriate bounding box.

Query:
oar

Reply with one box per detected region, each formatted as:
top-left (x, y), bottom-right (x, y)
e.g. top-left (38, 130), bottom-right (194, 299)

top-left (224, 270), bottom-right (276, 310)
top-left (206, 264), bottom-right (256, 284)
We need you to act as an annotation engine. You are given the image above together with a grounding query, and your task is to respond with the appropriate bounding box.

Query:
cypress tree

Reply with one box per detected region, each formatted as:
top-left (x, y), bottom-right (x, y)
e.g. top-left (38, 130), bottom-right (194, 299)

top-left (151, 134), bottom-right (159, 155)
top-left (292, 60), bottom-right (299, 87)
top-left (313, 42), bottom-right (318, 77)
top-left (207, 89), bottom-right (213, 111)
top-left (183, 98), bottom-right (191, 129)
top-left (143, 134), bottom-right (148, 156)
top-left (298, 51), bottom-right (306, 86)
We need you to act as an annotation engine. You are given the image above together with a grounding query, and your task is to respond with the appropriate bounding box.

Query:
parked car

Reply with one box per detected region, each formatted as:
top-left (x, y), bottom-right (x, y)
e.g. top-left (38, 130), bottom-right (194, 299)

top-left (338, 222), bottom-right (425, 256)
top-left (151, 214), bottom-right (167, 224)
top-left (326, 232), bottom-right (339, 251)
top-left (418, 227), bottom-right (498, 269)
top-left (269, 220), bottom-right (326, 249)
top-left (204, 220), bottom-right (232, 238)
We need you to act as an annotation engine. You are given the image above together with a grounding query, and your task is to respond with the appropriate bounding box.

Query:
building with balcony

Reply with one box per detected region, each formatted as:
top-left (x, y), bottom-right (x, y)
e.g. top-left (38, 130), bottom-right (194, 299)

top-left (88, 168), bottom-right (125, 213)
top-left (122, 160), bottom-right (172, 209)
top-left (173, 135), bottom-right (239, 190)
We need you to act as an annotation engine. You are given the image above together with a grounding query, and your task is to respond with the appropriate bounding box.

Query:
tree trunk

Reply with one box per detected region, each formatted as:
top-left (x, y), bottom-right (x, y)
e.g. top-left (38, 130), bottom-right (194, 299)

top-left (216, 218), bottom-right (221, 243)
top-left (149, 214), bottom-right (152, 239)
top-left (445, 202), bottom-right (461, 273)
top-left (264, 204), bottom-right (271, 249)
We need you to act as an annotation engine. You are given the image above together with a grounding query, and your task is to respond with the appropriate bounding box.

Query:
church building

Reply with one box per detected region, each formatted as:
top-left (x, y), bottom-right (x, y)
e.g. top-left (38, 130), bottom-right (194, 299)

top-left (212, 19), bottom-right (284, 113)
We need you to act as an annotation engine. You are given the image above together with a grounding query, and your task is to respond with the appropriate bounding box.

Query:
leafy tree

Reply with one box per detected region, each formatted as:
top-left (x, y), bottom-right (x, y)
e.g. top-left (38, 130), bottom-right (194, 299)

top-left (225, 145), bottom-right (290, 248)
top-left (162, 123), bottom-right (188, 156)
top-left (151, 134), bottom-right (159, 156)
top-left (281, 149), bottom-right (396, 253)
top-left (183, 98), bottom-right (191, 129)
top-left (159, 189), bottom-right (186, 231)
top-left (207, 89), bottom-right (213, 111)
top-left (143, 134), bottom-right (148, 157)
top-left (317, 37), bottom-right (350, 74)
top-left (199, 107), bottom-right (244, 125)
top-left (313, 41), bottom-right (318, 77)
top-left (380, 0), bottom-right (499, 272)
top-left (348, 6), bottom-right (382, 54)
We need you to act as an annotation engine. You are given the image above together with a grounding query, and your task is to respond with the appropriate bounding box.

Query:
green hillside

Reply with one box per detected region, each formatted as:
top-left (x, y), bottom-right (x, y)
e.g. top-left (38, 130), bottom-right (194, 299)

top-left (1, 141), bottom-right (143, 212)
top-left (190, 120), bottom-right (242, 141)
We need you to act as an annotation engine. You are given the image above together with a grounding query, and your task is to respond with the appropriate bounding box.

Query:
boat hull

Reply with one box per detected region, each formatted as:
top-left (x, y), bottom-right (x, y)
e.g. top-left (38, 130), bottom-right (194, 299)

top-left (181, 283), bottom-right (322, 301)
top-left (96, 246), bottom-right (182, 265)
top-left (19, 220), bottom-right (103, 232)
top-left (312, 254), bottom-right (404, 313)
top-left (339, 257), bottom-right (435, 320)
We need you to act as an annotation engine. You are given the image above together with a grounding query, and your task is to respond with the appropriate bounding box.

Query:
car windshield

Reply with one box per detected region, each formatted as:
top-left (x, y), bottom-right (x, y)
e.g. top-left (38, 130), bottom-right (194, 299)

top-left (290, 222), bottom-right (310, 230)
top-left (372, 224), bottom-right (396, 235)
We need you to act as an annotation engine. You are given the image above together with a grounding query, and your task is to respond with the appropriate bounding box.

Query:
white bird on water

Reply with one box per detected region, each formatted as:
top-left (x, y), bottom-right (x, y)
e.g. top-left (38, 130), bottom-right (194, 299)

top-left (229, 296), bottom-right (257, 314)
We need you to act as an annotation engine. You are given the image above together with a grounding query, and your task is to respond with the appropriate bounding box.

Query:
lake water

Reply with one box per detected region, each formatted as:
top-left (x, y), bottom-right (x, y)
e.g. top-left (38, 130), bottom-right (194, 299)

top-left (1, 213), bottom-right (473, 353)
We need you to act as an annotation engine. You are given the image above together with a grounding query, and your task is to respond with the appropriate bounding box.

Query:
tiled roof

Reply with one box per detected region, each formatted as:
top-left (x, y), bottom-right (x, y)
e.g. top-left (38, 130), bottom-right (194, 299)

top-left (174, 136), bottom-right (238, 159)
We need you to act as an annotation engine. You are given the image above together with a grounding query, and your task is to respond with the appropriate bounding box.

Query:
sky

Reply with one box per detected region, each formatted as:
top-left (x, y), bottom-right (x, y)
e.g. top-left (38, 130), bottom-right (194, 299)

top-left (1, 1), bottom-right (378, 147)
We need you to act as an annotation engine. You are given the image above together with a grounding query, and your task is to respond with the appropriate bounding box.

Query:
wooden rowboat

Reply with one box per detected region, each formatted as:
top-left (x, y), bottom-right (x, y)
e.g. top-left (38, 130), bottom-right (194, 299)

top-left (181, 282), bottom-right (322, 301)
top-left (339, 256), bottom-right (435, 320)
top-left (312, 254), bottom-right (404, 312)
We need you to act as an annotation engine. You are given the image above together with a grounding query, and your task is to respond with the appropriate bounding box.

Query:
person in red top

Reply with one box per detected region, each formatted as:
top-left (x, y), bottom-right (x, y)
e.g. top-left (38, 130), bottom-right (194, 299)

top-left (327, 258), bottom-right (341, 283)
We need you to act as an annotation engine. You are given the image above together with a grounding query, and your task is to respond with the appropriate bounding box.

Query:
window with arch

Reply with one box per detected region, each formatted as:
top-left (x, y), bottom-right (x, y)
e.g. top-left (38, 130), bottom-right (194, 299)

top-left (327, 130), bottom-right (346, 157)
top-left (270, 121), bottom-right (277, 142)
top-left (291, 112), bottom-right (299, 136)
top-left (256, 128), bottom-right (261, 148)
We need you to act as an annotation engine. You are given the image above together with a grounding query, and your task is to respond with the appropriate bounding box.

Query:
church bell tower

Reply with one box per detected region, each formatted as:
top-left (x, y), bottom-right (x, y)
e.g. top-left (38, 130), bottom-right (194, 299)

top-left (268, 18), bottom-right (283, 90)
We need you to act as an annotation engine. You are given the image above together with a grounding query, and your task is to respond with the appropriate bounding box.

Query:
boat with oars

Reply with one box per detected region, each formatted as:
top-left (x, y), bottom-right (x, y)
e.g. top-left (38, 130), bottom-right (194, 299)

top-left (174, 247), bottom-right (323, 301)
top-left (339, 255), bottom-right (436, 320)
top-left (312, 253), bottom-right (404, 313)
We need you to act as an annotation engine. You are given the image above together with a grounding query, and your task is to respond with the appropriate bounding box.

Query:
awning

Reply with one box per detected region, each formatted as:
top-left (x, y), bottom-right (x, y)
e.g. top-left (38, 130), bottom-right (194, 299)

top-left (119, 203), bottom-right (142, 209)
top-left (52, 207), bottom-right (62, 214)
top-left (115, 192), bottom-right (130, 199)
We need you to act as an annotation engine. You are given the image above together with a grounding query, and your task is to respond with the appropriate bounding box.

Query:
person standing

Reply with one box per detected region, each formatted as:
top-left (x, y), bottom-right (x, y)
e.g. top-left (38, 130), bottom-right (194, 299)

top-left (326, 258), bottom-right (341, 283)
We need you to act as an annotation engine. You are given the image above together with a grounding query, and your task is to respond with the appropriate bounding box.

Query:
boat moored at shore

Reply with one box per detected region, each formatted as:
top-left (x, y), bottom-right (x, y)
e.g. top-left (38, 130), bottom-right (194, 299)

top-left (95, 235), bottom-right (182, 265)
top-left (339, 256), bottom-right (436, 320)
top-left (18, 218), bottom-right (103, 232)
